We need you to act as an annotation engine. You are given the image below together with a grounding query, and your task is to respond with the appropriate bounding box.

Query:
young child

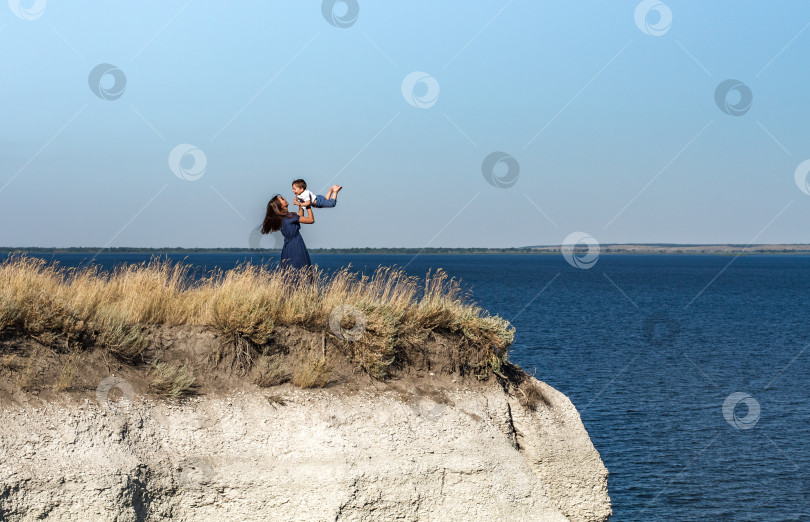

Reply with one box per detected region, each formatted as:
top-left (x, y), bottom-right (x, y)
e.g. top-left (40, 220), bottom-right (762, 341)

top-left (292, 179), bottom-right (342, 208)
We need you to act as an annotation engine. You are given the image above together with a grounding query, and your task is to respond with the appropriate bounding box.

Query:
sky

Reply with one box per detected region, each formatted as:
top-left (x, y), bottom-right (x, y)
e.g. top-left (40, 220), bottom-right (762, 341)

top-left (1, 0), bottom-right (810, 249)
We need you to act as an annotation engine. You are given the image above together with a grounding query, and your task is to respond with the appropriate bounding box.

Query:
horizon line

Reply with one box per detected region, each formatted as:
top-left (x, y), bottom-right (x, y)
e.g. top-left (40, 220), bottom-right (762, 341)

top-left (2, 243), bottom-right (810, 250)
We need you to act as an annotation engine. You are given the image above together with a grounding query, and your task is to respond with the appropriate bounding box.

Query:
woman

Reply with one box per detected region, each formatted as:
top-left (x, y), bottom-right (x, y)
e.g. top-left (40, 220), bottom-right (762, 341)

top-left (261, 194), bottom-right (314, 269)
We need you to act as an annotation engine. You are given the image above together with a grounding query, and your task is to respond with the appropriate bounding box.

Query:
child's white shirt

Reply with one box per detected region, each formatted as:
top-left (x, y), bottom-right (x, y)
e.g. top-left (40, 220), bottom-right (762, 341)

top-left (295, 189), bottom-right (315, 203)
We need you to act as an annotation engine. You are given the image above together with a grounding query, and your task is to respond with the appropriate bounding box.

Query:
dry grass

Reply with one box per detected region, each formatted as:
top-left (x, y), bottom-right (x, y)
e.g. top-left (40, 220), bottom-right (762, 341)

top-left (291, 354), bottom-right (332, 389)
top-left (517, 382), bottom-right (551, 411)
top-left (0, 253), bottom-right (515, 383)
top-left (53, 349), bottom-right (81, 392)
top-left (148, 361), bottom-right (196, 399)
top-left (17, 354), bottom-right (39, 391)
top-left (266, 394), bottom-right (287, 407)
top-left (0, 353), bottom-right (20, 370)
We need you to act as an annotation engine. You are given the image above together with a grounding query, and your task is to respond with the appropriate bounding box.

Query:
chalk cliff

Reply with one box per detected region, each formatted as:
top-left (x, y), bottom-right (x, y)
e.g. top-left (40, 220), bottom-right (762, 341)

top-left (0, 373), bottom-right (610, 521)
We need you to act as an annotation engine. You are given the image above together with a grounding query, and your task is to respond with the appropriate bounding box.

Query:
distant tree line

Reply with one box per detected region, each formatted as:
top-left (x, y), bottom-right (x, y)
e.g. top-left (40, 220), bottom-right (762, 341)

top-left (2, 246), bottom-right (809, 255)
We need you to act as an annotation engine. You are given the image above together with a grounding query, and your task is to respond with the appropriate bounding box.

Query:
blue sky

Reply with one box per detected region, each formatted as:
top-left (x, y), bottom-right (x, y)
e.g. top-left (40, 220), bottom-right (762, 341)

top-left (1, 1), bottom-right (810, 248)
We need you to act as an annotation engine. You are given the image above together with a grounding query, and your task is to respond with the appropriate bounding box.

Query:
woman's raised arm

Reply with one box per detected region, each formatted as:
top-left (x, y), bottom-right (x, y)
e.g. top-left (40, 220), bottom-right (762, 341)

top-left (298, 204), bottom-right (315, 224)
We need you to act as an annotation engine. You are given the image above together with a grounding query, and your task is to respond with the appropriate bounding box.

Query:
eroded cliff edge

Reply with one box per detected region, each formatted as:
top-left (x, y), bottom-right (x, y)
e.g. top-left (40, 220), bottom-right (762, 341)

top-left (0, 372), bottom-right (610, 521)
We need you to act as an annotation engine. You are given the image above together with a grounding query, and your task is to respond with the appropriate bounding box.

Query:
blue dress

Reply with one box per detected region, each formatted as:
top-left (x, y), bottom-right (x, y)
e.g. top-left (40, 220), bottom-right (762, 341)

top-left (279, 213), bottom-right (312, 269)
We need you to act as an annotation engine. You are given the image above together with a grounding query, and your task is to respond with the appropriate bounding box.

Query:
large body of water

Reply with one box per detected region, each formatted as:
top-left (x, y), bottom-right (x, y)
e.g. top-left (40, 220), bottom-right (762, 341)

top-left (7, 251), bottom-right (810, 520)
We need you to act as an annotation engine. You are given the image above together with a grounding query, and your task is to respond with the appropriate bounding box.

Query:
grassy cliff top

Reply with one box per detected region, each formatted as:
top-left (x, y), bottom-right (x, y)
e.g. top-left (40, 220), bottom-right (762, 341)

top-left (0, 255), bottom-right (518, 401)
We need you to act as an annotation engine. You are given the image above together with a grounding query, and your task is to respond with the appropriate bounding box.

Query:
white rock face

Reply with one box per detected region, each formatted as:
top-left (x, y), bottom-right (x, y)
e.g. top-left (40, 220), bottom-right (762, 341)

top-left (0, 379), bottom-right (610, 521)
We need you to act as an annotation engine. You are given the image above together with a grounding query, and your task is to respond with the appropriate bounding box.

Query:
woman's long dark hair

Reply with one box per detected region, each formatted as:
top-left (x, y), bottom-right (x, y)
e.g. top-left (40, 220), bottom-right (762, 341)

top-left (261, 195), bottom-right (291, 234)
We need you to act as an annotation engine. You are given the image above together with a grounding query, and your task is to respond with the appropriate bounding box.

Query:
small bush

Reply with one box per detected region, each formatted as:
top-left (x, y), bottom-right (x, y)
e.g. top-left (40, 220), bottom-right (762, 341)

top-left (353, 342), bottom-right (396, 380)
top-left (94, 308), bottom-right (150, 361)
top-left (149, 361), bottom-right (196, 399)
top-left (292, 355), bottom-right (332, 389)
top-left (54, 350), bottom-right (81, 392)
top-left (254, 356), bottom-right (290, 387)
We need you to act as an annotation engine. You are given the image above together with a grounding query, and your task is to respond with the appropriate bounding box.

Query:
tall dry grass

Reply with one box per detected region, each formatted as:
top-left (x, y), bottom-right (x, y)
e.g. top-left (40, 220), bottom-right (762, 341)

top-left (0, 253), bottom-right (514, 378)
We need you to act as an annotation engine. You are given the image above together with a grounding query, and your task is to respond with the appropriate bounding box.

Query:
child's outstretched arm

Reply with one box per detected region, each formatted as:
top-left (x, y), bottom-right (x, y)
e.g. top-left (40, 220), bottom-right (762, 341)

top-left (298, 205), bottom-right (314, 224)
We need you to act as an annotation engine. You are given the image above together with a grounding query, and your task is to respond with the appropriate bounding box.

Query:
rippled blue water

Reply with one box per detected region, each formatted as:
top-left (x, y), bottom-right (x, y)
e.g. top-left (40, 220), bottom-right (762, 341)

top-left (9, 252), bottom-right (810, 520)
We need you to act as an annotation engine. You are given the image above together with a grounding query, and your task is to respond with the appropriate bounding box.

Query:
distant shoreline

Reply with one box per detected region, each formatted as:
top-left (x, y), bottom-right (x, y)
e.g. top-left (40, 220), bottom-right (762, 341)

top-left (3, 245), bottom-right (810, 255)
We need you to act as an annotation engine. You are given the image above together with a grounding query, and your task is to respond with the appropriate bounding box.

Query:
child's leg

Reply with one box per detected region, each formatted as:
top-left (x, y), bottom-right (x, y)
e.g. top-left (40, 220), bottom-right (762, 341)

top-left (314, 194), bottom-right (337, 208)
top-left (327, 185), bottom-right (342, 200)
